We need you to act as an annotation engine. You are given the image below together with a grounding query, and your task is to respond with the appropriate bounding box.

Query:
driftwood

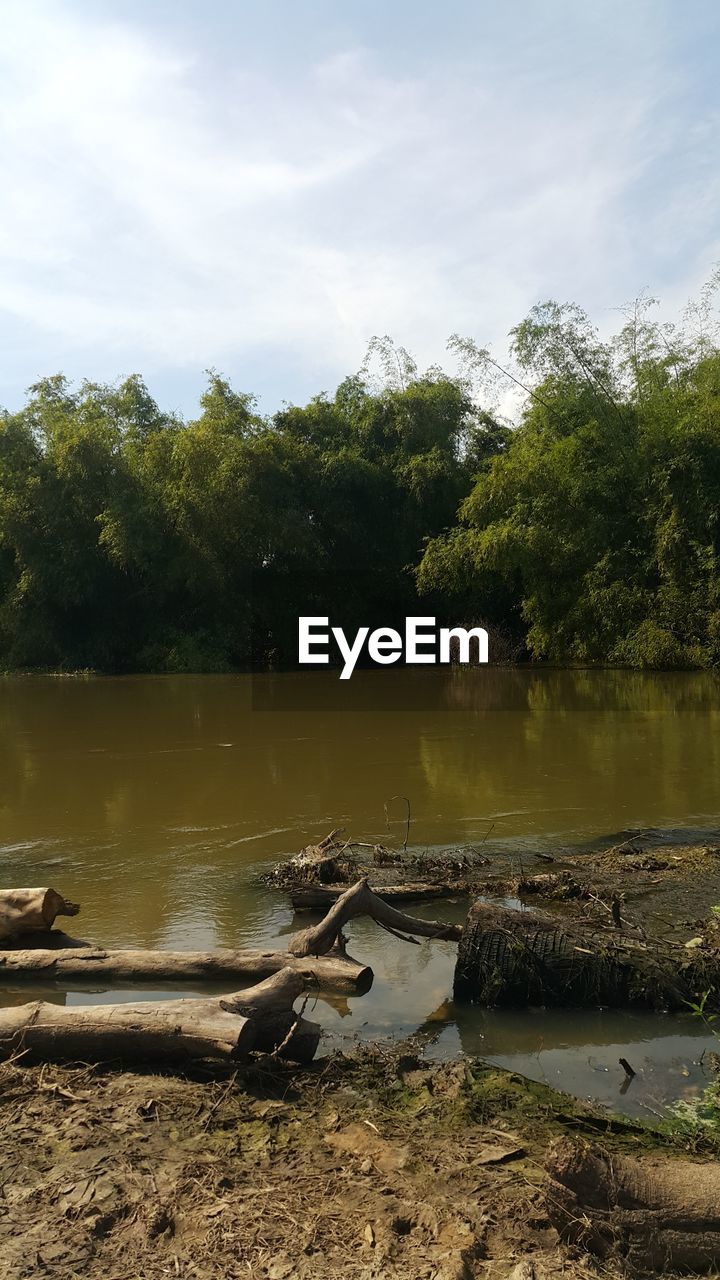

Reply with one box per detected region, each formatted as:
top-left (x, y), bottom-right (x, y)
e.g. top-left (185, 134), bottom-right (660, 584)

top-left (300, 828), bottom-right (346, 861)
top-left (546, 1136), bottom-right (720, 1272)
top-left (0, 970), bottom-right (320, 1066)
top-left (289, 882), bottom-right (462, 911)
top-left (0, 944), bottom-right (373, 994)
top-left (516, 872), bottom-right (587, 900)
top-left (282, 828), bottom-right (350, 884)
top-left (270, 828), bottom-right (489, 896)
top-left (0, 888), bottom-right (79, 941)
top-left (453, 900), bottom-right (717, 1009)
top-left (218, 970), bottom-right (321, 1062)
top-left (288, 877), bottom-right (463, 957)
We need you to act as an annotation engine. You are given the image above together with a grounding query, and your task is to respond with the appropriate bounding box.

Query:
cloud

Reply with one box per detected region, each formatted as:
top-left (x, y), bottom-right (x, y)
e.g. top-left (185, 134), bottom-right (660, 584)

top-left (0, 0), bottom-right (717, 412)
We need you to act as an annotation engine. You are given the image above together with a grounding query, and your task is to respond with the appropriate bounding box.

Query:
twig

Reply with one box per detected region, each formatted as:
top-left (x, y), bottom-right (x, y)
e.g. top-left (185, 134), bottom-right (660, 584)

top-left (270, 995), bottom-right (311, 1059)
top-left (384, 796), bottom-right (411, 851)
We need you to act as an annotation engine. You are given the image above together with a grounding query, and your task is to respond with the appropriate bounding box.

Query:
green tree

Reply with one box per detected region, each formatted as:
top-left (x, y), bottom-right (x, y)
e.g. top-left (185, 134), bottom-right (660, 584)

top-left (420, 276), bottom-right (720, 668)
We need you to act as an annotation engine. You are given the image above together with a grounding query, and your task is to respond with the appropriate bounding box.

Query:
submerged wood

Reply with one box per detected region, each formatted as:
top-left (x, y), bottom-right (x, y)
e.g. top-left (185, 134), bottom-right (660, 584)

top-left (288, 877), bottom-right (463, 957)
top-left (289, 881), bottom-right (463, 911)
top-left (0, 888), bottom-right (80, 941)
top-left (546, 1136), bottom-right (720, 1272)
top-left (453, 899), bottom-right (717, 1009)
top-left (0, 970), bottom-right (320, 1066)
top-left (0, 943), bottom-right (373, 994)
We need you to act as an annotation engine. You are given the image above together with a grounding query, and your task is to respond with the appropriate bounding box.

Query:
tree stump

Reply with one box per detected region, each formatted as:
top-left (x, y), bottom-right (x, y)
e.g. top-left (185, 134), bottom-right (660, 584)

top-left (454, 899), bottom-right (716, 1009)
top-left (0, 888), bottom-right (79, 941)
top-left (545, 1136), bottom-right (720, 1273)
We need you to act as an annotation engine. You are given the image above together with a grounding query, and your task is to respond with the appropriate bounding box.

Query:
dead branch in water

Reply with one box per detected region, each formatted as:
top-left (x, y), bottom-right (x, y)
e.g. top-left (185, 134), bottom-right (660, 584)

top-left (288, 877), bottom-right (463, 958)
top-left (384, 795), bottom-right (411, 851)
top-left (0, 943), bottom-right (373, 994)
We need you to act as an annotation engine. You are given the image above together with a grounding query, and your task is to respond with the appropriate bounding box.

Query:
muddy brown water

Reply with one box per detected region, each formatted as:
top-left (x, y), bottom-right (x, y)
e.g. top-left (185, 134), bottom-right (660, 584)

top-left (2, 667), bottom-right (720, 1118)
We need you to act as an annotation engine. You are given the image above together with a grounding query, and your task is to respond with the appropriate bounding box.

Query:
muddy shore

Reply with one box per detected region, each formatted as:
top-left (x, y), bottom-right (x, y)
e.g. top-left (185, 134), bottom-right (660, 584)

top-left (2, 838), bottom-right (720, 1278)
top-left (2, 1045), bottom-right (714, 1280)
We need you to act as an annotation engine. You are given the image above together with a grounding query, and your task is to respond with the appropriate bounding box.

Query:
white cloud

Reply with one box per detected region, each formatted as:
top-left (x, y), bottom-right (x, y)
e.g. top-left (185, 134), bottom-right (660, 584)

top-left (0, 0), bottom-right (717, 411)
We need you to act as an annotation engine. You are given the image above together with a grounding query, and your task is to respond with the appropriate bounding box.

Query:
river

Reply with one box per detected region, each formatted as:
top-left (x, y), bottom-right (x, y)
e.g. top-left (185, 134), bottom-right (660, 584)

top-left (2, 667), bottom-right (720, 1117)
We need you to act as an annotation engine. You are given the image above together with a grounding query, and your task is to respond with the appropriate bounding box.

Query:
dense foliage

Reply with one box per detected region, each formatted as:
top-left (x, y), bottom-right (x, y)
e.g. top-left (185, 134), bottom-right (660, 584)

top-left (420, 281), bottom-right (720, 669)
top-left (0, 343), bottom-right (504, 671)
top-left (1, 281), bottom-right (719, 672)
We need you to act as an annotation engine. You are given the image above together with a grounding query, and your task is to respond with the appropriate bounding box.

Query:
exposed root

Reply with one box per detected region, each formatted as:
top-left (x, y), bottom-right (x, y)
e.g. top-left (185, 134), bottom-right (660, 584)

top-left (546, 1136), bottom-right (720, 1273)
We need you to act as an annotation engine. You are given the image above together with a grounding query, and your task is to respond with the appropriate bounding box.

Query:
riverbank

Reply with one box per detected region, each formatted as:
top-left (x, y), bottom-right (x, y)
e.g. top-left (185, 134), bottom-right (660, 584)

top-left (1, 1046), bottom-right (717, 1280)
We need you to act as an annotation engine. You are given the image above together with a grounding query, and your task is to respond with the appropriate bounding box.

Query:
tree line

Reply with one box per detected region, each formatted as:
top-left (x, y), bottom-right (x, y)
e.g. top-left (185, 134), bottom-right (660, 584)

top-left (1, 280), bottom-right (719, 672)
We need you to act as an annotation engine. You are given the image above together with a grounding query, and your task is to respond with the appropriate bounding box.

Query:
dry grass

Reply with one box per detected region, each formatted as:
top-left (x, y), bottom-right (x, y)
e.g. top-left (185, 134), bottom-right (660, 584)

top-left (0, 1049), bottom-right (631, 1280)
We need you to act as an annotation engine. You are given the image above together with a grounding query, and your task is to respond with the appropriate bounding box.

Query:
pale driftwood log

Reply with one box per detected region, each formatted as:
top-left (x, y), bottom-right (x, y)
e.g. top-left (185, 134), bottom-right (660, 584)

top-left (143, 969), bottom-right (321, 1061)
top-left (0, 994), bottom-right (256, 1064)
top-left (290, 882), bottom-right (462, 911)
top-left (546, 1136), bottom-right (720, 1272)
top-left (0, 888), bottom-right (79, 941)
top-left (215, 969), bottom-right (321, 1062)
top-left (288, 877), bottom-right (463, 958)
top-left (0, 944), bottom-right (372, 994)
top-left (0, 970), bottom-right (320, 1066)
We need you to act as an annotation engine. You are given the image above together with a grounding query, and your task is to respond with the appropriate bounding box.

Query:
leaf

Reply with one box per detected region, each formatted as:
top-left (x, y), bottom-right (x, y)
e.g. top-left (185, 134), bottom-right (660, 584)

top-left (268, 1257), bottom-right (294, 1280)
top-left (325, 1123), bottom-right (409, 1172)
top-left (473, 1141), bottom-right (525, 1165)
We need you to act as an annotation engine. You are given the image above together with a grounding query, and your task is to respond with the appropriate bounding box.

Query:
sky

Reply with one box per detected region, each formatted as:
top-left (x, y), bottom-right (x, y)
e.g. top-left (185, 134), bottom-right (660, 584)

top-left (1, 0), bottom-right (719, 419)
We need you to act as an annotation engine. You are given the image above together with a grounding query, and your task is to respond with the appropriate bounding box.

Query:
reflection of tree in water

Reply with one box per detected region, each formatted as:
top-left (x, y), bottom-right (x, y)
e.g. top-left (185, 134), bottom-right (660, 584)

top-left (442, 667), bottom-right (720, 717)
top-left (1, 675), bottom-right (409, 846)
top-left (419, 669), bottom-right (720, 843)
top-left (441, 667), bottom-right (536, 714)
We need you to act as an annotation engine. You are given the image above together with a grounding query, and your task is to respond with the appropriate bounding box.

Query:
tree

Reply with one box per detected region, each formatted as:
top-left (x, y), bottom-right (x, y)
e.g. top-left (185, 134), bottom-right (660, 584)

top-left (419, 274), bottom-right (720, 668)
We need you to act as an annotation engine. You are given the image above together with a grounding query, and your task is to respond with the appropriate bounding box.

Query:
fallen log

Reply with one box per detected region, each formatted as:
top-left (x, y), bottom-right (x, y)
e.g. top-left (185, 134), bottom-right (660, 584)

top-left (217, 970), bottom-right (321, 1062)
top-left (288, 877), bottom-right (463, 958)
top-left (0, 944), bottom-right (373, 995)
top-left (0, 970), bottom-right (320, 1066)
top-left (289, 881), bottom-right (464, 911)
top-left (0, 888), bottom-right (79, 941)
top-left (545, 1136), bottom-right (720, 1273)
top-left (0, 995), bottom-right (257, 1064)
top-left (453, 899), bottom-right (716, 1009)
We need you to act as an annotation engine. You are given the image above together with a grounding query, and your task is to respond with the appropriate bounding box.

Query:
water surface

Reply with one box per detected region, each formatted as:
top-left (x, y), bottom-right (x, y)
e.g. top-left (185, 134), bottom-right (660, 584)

top-left (2, 668), bottom-right (719, 1116)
